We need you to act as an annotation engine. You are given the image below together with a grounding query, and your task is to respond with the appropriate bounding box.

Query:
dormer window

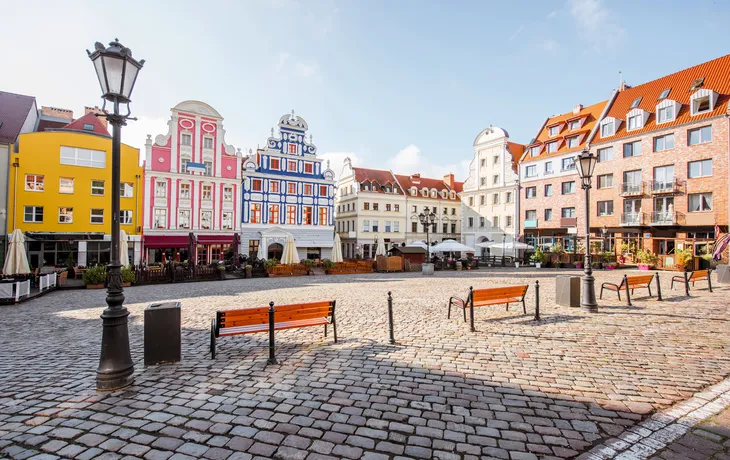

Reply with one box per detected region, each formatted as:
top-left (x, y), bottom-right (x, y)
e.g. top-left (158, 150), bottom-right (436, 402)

top-left (600, 118), bottom-right (615, 137)
top-left (690, 89), bottom-right (717, 115)
top-left (548, 125), bottom-right (560, 136)
top-left (658, 88), bottom-right (671, 100)
top-left (410, 187), bottom-right (417, 196)
top-left (546, 141), bottom-right (557, 153)
top-left (566, 136), bottom-right (579, 149)
top-left (83, 123), bottom-right (94, 131)
top-left (569, 119), bottom-right (581, 130)
top-left (530, 146), bottom-right (540, 157)
top-left (627, 114), bottom-right (641, 130)
top-left (625, 108), bottom-right (649, 132)
top-left (656, 102), bottom-right (677, 124)
top-left (630, 97), bottom-right (642, 109)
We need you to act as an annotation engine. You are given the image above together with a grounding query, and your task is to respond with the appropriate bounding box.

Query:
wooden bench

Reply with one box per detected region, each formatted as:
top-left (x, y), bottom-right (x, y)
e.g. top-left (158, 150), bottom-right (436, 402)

top-left (448, 285), bottom-right (528, 332)
top-left (600, 273), bottom-right (654, 306)
top-left (210, 300), bottom-right (336, 362)
top-left (671, 269), bottom-right (712, 295)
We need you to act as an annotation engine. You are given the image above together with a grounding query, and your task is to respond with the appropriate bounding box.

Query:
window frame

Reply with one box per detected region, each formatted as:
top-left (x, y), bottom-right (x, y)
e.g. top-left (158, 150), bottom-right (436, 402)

top-left (24, 206), bottom-right (43, 223)
top-left (25, 174), bottom-right (45, 192)
top-left (90, 208), bottom-right (105, 225)
top-left (58, 207), bottom-right (74, 224)
top-left (653, 133), bottom-right (675, 152)
top-left (525, 186), bottom-right (537, 199)
top-left (92, 180), bottom-right (106, 197)
top-left (597, 200), bottom-right (614, 216)
top-left (120, 210), bottom-right (133, 225)
top-left (120, 182), bottom-right (134, 198)
top-left (688, 126), bottom-right (712, 146)
top-left (561, 181), bottom-right (576, 195)
top-left (688, 159), bottom-right (712, 179)
top-left (59, 177), bottom-right (74, 194)
top-left (688, 192), bottom-right (712, 212)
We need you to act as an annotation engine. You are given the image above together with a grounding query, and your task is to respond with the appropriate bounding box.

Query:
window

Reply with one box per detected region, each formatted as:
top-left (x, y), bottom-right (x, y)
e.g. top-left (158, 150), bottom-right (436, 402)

top-left (60, 146), bottom-right (106, 168)
top-left (411, 222), bottom-right (418, 232)
top-left (268, 204), bottom-right (279, 224)
top-left (412, 205), bottom-right (418, 212)
top-left (386, 203), bottom-right (392, 212)
top-left (91, 208), bottom-right (105, 224)
top-left (120, 210), bottom-right (133, 224)
top-left (288, 160), bottom-right (297, 172)
top-left (480, 159), bottom-right (485, 167)
top-left (688, 193), bottom-right (712, 212)
top-left (319, 185), bottom-right (328, 196)
top-left (83, 123), bottom-right (94, 131)
top-left (597, 174), bottom-right (613, 189)
top-left (623, 141), bottom-right (642, 157)
top-left (58, 207), bottom-right (73, 223)
top-left (569, 120), bottom-right (580, 130)
top-left (270, 158), bottom-right (281, 171)
top-left (561, 181), bottom-right (575, 194)
top-left (59, 177), bottom-right (74, 194)
top-left (530, 146), bottom-right (540, 157)
top-left (692, 95), bottom-right (711, 115)
top-left (178, 209), bottom-right (191, 228)
top-left (601, 120), bottom-right (614, 137)
top-left (546, 142), bottom-right (557, 153)
top-left (506, 192), bottom-right (513, 203)
top-left (180, 157), bottom-right (190, 174)
top-left (479, 217), bottom-right (485, 228)
top-left (544, 184), bottom-right (552, 196)
top-left (658, 88), bottom-right (671, 100)
top-left (544, 162), bottom-right (553, 174)
top-left (597, 147), bottom-right (613, 162)
top-left (492, 194), bottom-right (499, 205)
top-left (688, 126), bottom-right (712, 145)
top-left (372, 220), bottom-right (379, 232)
top-left (630, 97), bottom-right (642, 109)
top-left (653, 133), bottom-right (674, 152)
top-left (561, 207), bottom-right (576, 218)
top-left (25, 174), bottom-right (45, 191)
top-left (288, 182), bottom-right (297, 194)
top-left (493, 216), bottom-right (499, 227)
top-left (364, 202), bottom-right (370, 211)
top-left (567, 136), bottom-right (579, 148)
top-left (394, 221), bottom-right (400, 232)
top-left (250, 204), bottom-right (261, 223)
top-left (395, 204), bottom-right (399, 212)
top-left (492, 175), bottom-right (499, 185)
top-left (200, 211), bottom-right (212, 230)
top-left (526, 187), bottom-right (537, 198)
top-left (252, 178), bottom-right (262, 192)
top-left (506, 216), bottom-right (512, 227)
top-left (317, 207), bottom-right (328, 226)
top-left (479, 195), bottom-right (485, 205)
top-left (181, 133), bottom-right (192, 146)
top-left (289, 144), bottom-right (297, 154)
top-left (561, 157), bottom-right (575, 171)
top-left (202, 185), bottom-right (212, 200)
top-left (597, 201), bottom-right (614, 216)
top-left (627, 114), bottom-right (642, 131)
top-left (525, 210), bottom-right (536, 221)
top-left (653, 165), bottom-right (674, 190)
top-left (385, 220), bottom-right (392, 232)
top-left (304, 163), bottom-right (314, 174)
top-left (468, 217), bottom-right (474, 228)
top-left (94, 180), bottom-right (107, 196)
top-left (287, 205), bottom-right (296, 225)
top-left (23, 206), bottom-right (43, 222)
top-left (222, 212), bottom-right (233, 230)
top-left (525, 165), bottom-right (537, 178)
top-left (203, 137), bottom-right (214, 149)
top-left (266, 180), bottom-right (277, 194)
top-left (493, 155), bottom-right (500, 164)
top-left (688, 159), bottom-right (712, 178)
top-left (304, 184), bottom-right (313, 196)
top-left (120, 183), bottom-right (133, 198)
top-left (180, 183), bottom-right (190, 199)
top-left (303, 206), bottom-right (313, 225)
top-left (480, 177), bottom-right (485, 186)
top-left (468, 197), bottom-right (474, 207)
top-left (548, 125), bottom-right (560, 136)
top-left (153, 209), bottom-right (167, 227)
top-left (657, 106), bottom-right (674, 123)
top-left (451, 208), bottom-right (456, 215)
top-left (372, 203), bottom-right (379, 211)
top-left (544, 209), bottom-right (552, 221)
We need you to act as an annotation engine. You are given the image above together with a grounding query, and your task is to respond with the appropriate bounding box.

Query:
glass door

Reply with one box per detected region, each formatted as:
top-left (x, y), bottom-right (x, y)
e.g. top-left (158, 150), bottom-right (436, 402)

top-left (653, 165), bottom-right (674, 193)
top-left (623, 199), bottom-right (642, 225)
top-left (654, 197), bottom-right (674, 224)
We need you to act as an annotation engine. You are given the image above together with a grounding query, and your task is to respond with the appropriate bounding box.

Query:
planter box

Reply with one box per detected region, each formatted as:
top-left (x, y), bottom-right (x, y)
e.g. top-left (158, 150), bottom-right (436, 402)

top-left (86, 284), bottom-right (104, 289)
top-left (638, 264), bottom-right (652, 270)
top-left (534, 263), bottom-right (542, 268)
top-left (605, 265), bottom-right (616, 270)
top-left (123, 282), bottom-right (132, 287)
top-left (422, 263), bottom-right (435, 276)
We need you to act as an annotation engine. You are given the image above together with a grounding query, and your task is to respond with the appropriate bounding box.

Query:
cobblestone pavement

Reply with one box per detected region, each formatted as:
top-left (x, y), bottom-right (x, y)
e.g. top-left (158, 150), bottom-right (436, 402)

top-left (1, 268), bottom-right (729, 459)
top-left (652, 405), bottom-right (730, 459)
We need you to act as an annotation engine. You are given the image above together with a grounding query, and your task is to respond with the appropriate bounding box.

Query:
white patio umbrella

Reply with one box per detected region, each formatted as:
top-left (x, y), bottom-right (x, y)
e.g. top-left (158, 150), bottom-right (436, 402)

top-left (375, 238), bottom-right (387, 257)
top-left (331, 233), bottom-right (344, 263)
top-left (120, 230), bottom-right (130, 267)
top-left (257, 237), bottom-right (267, 260)
top-left (3, 229), bottom-right (30, 275)
top-left (431, 239), bottom-right (475, 253)
top-left (406, 241), bottom-right (428, 249)
top-left (475, 241), bottom-right (497, 248)
top-left (280, 234), bottom-right (300, 265)
top-left (499, 241), bottom-right (535, 251)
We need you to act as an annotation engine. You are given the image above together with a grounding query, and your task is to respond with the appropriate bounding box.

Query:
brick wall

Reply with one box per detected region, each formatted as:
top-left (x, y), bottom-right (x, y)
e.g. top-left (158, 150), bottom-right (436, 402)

top-left (520, 173), bottom-right (585, 235)
top-left (40, 106), bottom-right (73, 120)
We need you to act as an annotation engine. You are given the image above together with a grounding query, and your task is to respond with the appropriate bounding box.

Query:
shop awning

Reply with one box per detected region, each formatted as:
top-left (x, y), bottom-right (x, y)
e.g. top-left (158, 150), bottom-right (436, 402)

top-left (25, 232), bottom-right (105, 241)
top-left (197, 234), bottom-right (235, 245)
top-left (144, 235), bottom-right (189, 249)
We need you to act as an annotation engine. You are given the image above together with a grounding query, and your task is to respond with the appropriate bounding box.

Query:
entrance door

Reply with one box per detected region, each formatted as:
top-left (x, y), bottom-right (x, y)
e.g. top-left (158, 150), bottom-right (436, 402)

top-left (268, 243), bottom-right (283, 260)
top-left (29, 252), bottom-right (40, 270)
top-left (623, 199), bottom-right (642, 225)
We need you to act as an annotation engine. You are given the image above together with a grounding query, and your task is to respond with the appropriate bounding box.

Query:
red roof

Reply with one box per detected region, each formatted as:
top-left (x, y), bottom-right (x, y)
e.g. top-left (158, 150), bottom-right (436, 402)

top-left (506, 142), bottom-right (524, 173)
top-left (36, 119), bottom-right (69, 132)
top-left (595, 53), bottom-right (730, 143)
top-left (451, 181), bottom-right (464, 193)
top-left (353, 167), bottom-right (401, 191)
top-left (60, 112), bottom-right (111, 137)
top-left (394, 174), bottom-right (461, 201)
top-left (0, 91), bottom-right (36, 143)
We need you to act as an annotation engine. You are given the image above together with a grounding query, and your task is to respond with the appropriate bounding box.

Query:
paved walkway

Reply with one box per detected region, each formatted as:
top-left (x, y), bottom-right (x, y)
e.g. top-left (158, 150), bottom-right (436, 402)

top-left (1, 268), bottom-right (729, 459)
top-left (653, 406), bottom-right (730, 459)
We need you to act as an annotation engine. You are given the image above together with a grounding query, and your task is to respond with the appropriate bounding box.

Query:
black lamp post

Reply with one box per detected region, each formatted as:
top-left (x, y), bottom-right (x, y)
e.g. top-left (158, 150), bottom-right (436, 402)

top-left (575, 149), bottom-right (598, 312)
top-left (601, 225), bottom-right (608, 252)
top-left (87, 39), bottom-right (144, 390)
top-left (418, 207), bottom-right (436, 260)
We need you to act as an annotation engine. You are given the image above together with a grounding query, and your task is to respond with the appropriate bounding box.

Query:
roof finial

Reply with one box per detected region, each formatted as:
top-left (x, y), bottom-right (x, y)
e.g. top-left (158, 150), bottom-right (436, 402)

top-left (270, 127), bottom-right (274, 137)
top-left (327, 160), bottom-right (330, 169)
top-left (309, 134), bottom-right (313, 143)
top-left (291, 109), bottom-right (295, 118)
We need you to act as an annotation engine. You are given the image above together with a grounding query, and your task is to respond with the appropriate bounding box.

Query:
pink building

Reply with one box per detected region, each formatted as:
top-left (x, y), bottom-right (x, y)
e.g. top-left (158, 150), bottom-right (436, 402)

top-left (143, 101), bottom-right (242, 264)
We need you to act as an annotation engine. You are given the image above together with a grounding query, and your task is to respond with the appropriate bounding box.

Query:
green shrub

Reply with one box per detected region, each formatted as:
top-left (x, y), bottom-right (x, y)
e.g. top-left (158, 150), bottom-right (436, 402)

top-left (302, 259), bottom-right (315, 267)
top-left (83, 265), bottom-right (107, 285)
top-left (322, 259), bottom-right (335, 270)
top-left (121, 266), bottom-right (136, 283)
top-left (550, 243), bottom-right (565, 254)
top-left (264, 258), bottom-right (279, 269)
top-left (636, 248), bottom-right (658, 266)
top-left (530, 248), bottom-right (547, 264)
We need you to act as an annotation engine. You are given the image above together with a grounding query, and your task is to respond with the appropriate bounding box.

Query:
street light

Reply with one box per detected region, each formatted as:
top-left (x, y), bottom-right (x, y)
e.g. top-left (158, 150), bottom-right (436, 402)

top-left (575, 149), bottom-right (598, 312)
top-left (418, 207), bottom-right (436, 260)
top-left (88, 39), bottom-right (145, 391)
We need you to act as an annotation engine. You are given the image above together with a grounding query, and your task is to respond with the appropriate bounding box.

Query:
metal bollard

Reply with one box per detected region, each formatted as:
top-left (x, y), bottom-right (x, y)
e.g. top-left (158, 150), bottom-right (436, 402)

top-left (707, 269), bottom-right (713, 293)
top-left (387, 291), bottom-right (395, 344)
top-left (655, 272), bottom-right (663, 301)
top-left (267, 301), bottom-right (277, 365)
top-left (469, 286), bottom-right (476, 332)
top-left (624, 274), bottom-right (632, 307)
top-left (534, 280), bottom-right (540, 321)
top-left (683, 270), bottom-right (690, 297)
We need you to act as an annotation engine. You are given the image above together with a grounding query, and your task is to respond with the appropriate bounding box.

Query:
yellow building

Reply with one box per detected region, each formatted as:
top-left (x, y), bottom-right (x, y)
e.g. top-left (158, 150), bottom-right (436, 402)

top-left (8, 112), bottom-right (144, 269)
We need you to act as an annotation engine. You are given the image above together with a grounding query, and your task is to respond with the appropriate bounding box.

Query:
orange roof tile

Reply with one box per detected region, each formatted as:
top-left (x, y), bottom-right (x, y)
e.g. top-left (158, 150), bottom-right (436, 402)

top-left (521, 100), bottom-right (607, 164)
top-left (506, 142), bottom-right (525, 173)
top-left (60, 112), bottom-right (111, 137)
top-left (394, 174), bottom-right (461, 201)
top-left (353, 167), bottom-right (403, 194)
top-left (594, 53), bottom-right (730, 143)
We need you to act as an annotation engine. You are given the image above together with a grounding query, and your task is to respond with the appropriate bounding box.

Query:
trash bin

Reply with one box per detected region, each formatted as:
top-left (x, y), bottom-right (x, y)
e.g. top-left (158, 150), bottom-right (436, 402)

top-left (717, 265), bottom-right (730, 284)
top-left (422, 263), bottom-right (435, 275)
top-left (144, 302), bottom-right (181, 366)
top-left (556, 275), bottom-right (580, 307)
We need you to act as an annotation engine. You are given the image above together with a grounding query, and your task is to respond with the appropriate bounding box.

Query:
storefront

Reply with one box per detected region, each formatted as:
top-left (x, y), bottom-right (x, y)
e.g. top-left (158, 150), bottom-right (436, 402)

top-left (24, 232), bottom-right (142, 269)
top-left (144, 234), bottom-right (236, 265)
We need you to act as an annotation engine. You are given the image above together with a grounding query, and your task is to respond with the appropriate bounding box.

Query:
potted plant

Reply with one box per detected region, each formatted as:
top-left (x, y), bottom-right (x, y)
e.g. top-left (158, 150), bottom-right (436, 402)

top-left (530, 248), bottom-right (547, 268)
top-left (264, 258), bottom-right (279, 273)
top-left (121, 265), bottom-right (136, 287)
top-left (605, 262), bottom-right (617, 270)
top-left (636, 249), bottom-right (658, 270)
top-left (83, 265), bottom-right (107, 289)
top-left (674, 247), bottom-right (694, 271)
top-left (302, 258), bottom-right (315, 274)
top-left (575, 261), bottom-right (584, 269)
top-left (217, 263), bottom-right (226, 280)
top-left (551, 243), bottom-right (565, 268)
top-left (322, 259), bottom-right (335, 274)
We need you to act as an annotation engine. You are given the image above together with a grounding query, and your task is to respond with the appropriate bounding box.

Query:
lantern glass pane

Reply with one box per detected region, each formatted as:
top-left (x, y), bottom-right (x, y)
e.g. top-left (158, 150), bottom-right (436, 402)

top-left (92, 56), bottom-right (108, 94)
top-left (102, 54), bottom-right (125, 95)
top-left (122, 62), bottom-right (139, 99)
top-left (575, 156), bottom-right (585, 178)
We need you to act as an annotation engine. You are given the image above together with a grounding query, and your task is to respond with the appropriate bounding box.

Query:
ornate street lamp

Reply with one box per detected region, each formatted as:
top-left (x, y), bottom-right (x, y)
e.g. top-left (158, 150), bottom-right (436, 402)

top-left (87, 39), bottom-right (144, 390)
top-left (418, 207), bottom-right (436, 260)
top-left (575, 149), bottom-right (598, 312)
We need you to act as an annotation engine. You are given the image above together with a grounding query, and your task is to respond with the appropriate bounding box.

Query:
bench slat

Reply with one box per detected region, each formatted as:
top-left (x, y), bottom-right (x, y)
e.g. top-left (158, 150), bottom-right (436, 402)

top-left (274, 301), bottom-right (333, 312)
top-left (473, 286), bottom-right (527, 302)
top-left (472, 297), bottom-right (523, 307)
top-left (275, 311), bottom-right (333, 322)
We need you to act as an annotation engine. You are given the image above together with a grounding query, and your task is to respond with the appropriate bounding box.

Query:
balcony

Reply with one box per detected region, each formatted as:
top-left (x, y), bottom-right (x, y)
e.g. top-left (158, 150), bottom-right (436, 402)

top-left (649, 179), bottom-right (681, 195)
top-left (620, 182), bottom-right (644, 197)
top-left (338, 231), bottom-right (357, 239)
top-left (560, 217), bottom-right (577, 227)
top-left (524, 219), bottom-right (538, 228)
top-left (620, 212), bottom-right (644, 226)
top-left (650, 212), bottom-right (680, 226)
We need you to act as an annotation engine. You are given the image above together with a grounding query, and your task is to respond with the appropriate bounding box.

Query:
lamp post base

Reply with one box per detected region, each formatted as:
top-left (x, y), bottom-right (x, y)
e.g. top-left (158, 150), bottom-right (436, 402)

top-left (96, 306), bottom-right (134, 391)
top-left (580, 273), bottom-right (598, 312)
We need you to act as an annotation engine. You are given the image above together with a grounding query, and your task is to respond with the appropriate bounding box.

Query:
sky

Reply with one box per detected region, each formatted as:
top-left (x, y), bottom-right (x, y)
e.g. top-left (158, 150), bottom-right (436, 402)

top-left (3, 0), bottom-right (730, 181)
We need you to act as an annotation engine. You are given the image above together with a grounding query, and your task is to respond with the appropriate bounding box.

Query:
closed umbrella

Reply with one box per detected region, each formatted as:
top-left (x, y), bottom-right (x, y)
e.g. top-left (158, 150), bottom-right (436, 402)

top-left (120, 230), bottom-right (130, 267)
top-left (376, 238), bottom-right (387, 257)
top-left (280, 234), bottom-right (300, 265)
top-left (331, 233), bottom-right (344, 263)
top-left (257, 237), bottom-right (267, 260)
top-left (3, 229), bottom-right (30, 275)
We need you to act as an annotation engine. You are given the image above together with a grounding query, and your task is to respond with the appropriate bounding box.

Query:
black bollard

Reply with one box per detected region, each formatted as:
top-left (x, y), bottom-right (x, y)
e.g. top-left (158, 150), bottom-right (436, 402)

top-left (707, 269), bottom-right (713, 293)
top-left (469, 286), bottom-right (476, 332)
top-left (267, 302), bottom-right (277, 365)
top-left (534, 280), bottom-right (541, 321)
top-left (655, 272), bottom-right (663, 301)
top-left (624, 274), bottom-right (632, 307)
top-left (387, 291), bottom-right (395, 344)
top-left (683, 270), bottom-right (690, 297)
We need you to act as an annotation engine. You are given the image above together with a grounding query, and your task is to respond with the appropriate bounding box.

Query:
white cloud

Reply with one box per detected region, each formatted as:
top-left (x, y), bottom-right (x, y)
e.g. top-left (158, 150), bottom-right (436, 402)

top-left (509, 25), bottom-right (524, 42)
top-left (320, 152), bottom-right (361, 180)
top-left (388, 144), bottom-right (470, 183)
top-left (276, 52), bottom-right (291, 71)
top-left (274, 52), bottom-right (320, 79)
top-left (539, 39), bottom-right (560, 54)
top-left (546, 10), bottom-right (557, 19)
top-left (569, 0), bottom-right (626, 52)
top-left (295, 61), bottom-right (320, 79)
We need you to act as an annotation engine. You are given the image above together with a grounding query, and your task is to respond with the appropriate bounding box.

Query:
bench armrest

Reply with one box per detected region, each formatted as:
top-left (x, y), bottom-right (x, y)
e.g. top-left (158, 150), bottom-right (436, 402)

top-left (449, 296), bottom-right (466, 306)
top-left (601, 282), bottom-right (620, 290)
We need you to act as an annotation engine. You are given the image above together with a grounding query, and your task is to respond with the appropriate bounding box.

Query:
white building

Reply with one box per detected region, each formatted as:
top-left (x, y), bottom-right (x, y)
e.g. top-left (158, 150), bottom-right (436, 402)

top-left (397, 173), bottom-right (462, 245)
top-left (461, 126), bottom-right (523, 256)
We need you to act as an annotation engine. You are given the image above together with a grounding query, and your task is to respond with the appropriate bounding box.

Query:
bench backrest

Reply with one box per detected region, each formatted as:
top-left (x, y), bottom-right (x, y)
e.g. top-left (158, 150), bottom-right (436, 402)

top-left (689, 270), bottom-right (709, 280)
top-left (217, 301), bottom-right (335, 330)
top-left (217, 306), bottom-right (270, 330)
top-left (472, 285), bottom-right (528, 302)
top-left (626, 274), bottom-right (654, 286)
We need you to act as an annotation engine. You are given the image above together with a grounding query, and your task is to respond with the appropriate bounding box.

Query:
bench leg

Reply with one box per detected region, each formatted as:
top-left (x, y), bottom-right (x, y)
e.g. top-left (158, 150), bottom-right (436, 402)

top-left (648, 285), bottom-right (652, 298)
top-left (324, 323), bottom-right (327, 338)
top-left (447, 300), bottom-right (452, 319)
top-left (332, 317), bottom-right (338, 343)
top-left (599, 285), bottom-right (604, 300)
top-left (463, 304), bottom-right (467, 322)
top-left (506, 302), bottom-right (509, 311)
top-left (522, 299), bottom-right (526, 314)
top-left (708, 270), bottom-right (713, 293)
top-left (210, 319), bottom-right (216, 359)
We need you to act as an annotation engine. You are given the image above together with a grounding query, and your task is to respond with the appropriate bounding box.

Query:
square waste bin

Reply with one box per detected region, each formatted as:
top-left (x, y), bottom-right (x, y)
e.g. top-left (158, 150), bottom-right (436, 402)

top-left (717, 265), bottom-right (730, 284)
top-left (556, 275), bottom-right (580, 307)
top-left (144, 302), bottom-right (181, 366)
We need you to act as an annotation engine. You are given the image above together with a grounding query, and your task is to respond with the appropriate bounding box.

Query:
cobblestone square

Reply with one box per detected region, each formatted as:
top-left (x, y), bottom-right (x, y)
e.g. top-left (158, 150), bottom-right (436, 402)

top-left (1, 268), bottom-right (730, 459)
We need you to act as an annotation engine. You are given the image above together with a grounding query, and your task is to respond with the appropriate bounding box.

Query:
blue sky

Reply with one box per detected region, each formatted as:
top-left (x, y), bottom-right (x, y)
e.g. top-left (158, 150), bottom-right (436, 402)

top-left (3, 0), bottom-right (729, 180)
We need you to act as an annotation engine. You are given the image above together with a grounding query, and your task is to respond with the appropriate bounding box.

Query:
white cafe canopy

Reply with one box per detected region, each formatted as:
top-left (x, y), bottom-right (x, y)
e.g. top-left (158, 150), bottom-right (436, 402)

top-left (431, 239), bottom-right (475, 253)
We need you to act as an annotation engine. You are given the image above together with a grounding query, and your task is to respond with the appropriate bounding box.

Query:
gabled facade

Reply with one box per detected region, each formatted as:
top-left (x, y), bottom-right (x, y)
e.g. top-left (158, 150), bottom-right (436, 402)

top-left (461, 126), bottom-right (523, 255)
top-left (518, 101), bottom-right (609, 250)
top-left (240, 112), bottom-right (336, 261)
top-left (396, 173), bottom-right (462, 246)
top-left (143, 100), bottom-right (242, 264)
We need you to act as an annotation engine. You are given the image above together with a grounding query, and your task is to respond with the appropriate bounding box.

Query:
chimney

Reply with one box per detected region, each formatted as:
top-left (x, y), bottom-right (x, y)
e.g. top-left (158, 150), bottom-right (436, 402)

top-left (572, 104), bottom-right (583, 115)
top-left (410, 173), bottom-right (421, 184)
top-left (85, 106), bottom-right (108, 129)
top-left (443, 173), bottom-right (454, 188)
top-left (41, 106), bottom-right (73, 120)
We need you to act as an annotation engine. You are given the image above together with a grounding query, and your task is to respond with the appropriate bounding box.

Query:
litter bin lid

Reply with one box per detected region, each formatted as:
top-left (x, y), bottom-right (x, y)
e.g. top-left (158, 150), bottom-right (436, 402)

top-left (146, 302), bottom-right (181, 310)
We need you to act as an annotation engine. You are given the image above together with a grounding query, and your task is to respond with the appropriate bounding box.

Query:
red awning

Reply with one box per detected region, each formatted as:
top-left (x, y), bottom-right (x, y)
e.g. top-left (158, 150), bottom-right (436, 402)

top-left (197, 234), bottom-right (235, 245)
top-left (144, 235), bottom-right (189, 249)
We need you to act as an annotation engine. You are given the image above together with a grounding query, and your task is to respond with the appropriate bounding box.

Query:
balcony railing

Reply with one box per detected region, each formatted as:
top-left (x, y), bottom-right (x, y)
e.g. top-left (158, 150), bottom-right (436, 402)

top-left (524, 219), bottom-right (538, 228)
top-left (620, 182), bottom-right (644, 196)
top-left (649, 179), bottom-right (681, 195)
top-left (620, 212), bottom-right (644, 226)
top-left (560, 217), bottom-right (577, 227)
top-left (650, 212), bottom-right (680, 226)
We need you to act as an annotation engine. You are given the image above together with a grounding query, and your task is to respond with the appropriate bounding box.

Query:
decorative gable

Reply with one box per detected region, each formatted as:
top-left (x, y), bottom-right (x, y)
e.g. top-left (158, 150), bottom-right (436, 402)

top-left (625, 108), bottom-right (650, 132)
top-left (690, 88), bottom-right (718, 116)
top-left (656, 99), bottom-right (681, 124)
top-left (600, 116), bottom-right (621, 138)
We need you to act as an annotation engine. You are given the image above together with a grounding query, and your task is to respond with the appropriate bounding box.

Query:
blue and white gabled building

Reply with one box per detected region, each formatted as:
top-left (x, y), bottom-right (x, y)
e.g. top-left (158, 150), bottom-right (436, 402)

top-left (240, 112), bottom-right (336, 261)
